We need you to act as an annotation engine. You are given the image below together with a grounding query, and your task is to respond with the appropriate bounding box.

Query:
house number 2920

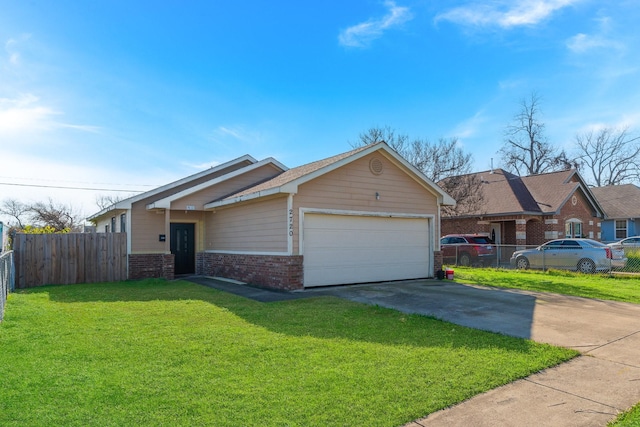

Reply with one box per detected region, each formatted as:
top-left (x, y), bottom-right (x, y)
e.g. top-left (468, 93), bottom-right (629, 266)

top-left (288, 209), bottom-right (294, 236)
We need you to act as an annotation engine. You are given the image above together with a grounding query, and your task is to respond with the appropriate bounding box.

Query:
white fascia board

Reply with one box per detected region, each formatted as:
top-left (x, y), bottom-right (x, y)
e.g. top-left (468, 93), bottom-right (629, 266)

top-left (88, 154), bottom-right (259, 219)
top-left (87, 202), bottom-right (131, 221)
top-left (204, 187), bottom-right (285, 209)
top-left (146, 158), bottom-right (287, 211)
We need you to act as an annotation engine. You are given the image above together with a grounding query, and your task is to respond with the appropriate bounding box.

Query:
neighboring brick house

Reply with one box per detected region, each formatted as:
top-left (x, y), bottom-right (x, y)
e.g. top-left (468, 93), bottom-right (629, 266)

top-left (440, 169), bottom-right (604, 253)
top-left (591, 184), bottom-right (640, 242)
top-left (88, 142), bottom-right (455, 289)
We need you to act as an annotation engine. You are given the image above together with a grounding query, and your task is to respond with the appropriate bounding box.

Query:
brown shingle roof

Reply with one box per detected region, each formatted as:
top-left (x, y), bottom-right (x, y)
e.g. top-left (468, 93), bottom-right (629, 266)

top-left (591, 184), bottom-right (640, 218)
top-left (442, 168), bottom-right (591, 217)
top-left (520, 169), bottom-right (578, 213)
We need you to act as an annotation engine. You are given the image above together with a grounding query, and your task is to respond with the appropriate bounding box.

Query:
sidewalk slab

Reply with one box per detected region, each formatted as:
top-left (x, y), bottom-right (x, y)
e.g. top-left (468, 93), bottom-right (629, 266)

top-left (587, 332), bottom-right (640, 367)
top-left (411, 356), bottom-right (640, 427)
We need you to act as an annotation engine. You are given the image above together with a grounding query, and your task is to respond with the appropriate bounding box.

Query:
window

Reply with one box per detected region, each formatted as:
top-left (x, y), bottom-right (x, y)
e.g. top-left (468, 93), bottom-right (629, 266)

top-left (105, 225), bottom-right (109, 233)
top-left (562, 240), bottom-right (581, 249)
top-left (565, 219), bottom-right (582, 238)
top-left (120, 214), bottom-right (126, 233)
top-left (111, 217), bottom-right (116, 233)
top-left (543, 240), bottom-right (563, 250)
top-left (615, 220), bottom-right (627, 239)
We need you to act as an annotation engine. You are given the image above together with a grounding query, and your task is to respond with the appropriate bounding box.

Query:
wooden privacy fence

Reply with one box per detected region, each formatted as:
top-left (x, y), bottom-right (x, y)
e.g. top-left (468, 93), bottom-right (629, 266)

top-left (14, 233), bottom-right (127, 288)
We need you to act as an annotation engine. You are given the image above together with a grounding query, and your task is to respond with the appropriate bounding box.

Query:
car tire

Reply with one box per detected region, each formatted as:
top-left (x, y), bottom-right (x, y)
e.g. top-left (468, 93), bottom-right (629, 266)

top-left (515, 256), bottom-right (529, 270)
top-left (459, 253), bottom-right (471, 267)
top-left (577, 258), bottom-right (596, 274)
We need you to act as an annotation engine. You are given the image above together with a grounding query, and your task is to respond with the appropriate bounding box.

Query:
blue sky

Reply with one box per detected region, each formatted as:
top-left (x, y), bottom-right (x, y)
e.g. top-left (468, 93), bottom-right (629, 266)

top-left (1, 0), bottom-right (639, 221)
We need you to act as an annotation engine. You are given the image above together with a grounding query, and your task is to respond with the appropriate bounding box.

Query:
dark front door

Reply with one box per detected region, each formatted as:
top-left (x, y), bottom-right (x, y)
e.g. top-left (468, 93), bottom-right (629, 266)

top-left (170, 223), bottom-right (195, 275)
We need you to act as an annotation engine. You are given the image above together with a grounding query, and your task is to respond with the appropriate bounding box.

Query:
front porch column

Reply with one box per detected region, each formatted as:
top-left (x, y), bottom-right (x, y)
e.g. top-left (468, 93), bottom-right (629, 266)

top-left (515, 219), bottom-right (527, 249)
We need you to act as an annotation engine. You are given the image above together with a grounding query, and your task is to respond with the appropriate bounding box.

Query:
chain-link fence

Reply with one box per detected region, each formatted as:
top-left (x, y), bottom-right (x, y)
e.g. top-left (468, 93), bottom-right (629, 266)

top-left (441, 243), bottom-right (636, 274)
top-left (0, 251), bottom-right (15, 322)
top-left (616, 247), bottom-right (640, 273)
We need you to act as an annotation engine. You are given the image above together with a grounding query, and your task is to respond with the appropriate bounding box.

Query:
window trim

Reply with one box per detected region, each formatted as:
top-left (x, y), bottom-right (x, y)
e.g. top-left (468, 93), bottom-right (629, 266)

top-left (615, 220), bottom-right (628, 240)
top-left (565, 219), bottom-right (583, 238)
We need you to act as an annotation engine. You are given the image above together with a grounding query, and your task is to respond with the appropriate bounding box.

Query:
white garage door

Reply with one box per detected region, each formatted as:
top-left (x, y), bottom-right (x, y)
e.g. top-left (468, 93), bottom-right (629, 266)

top-left (303, 213), bottom-right (431, 287)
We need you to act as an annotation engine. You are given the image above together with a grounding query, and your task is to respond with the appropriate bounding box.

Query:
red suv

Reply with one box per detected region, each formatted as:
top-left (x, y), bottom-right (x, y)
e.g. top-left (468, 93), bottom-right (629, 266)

top-left (440, 234), bottom-right (496, 267)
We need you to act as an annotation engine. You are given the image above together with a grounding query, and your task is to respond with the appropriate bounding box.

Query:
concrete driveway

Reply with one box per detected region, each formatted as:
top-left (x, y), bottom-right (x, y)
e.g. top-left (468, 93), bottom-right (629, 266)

top-left (305, 279), bottom-right (640, 426)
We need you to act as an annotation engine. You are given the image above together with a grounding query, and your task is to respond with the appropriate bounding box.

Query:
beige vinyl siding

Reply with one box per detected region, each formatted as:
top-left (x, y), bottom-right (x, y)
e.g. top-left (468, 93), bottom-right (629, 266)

top-left (170, 164), bottom-right (283, 210)
top-left (127, 163), bottom-right (278, 253)
top-left (292, 152), bottom-right (439, 254)
top-left (95, 210), bottom-right (126, 233)
top-left (207, 196), bottom-right (287, 253)
top-left (130, 202), bottom-right (169, 253)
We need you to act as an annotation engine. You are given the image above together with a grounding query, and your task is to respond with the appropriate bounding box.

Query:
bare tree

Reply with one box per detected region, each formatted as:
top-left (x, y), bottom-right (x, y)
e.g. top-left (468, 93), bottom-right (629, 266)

top-left (95, 194), bottom-right (125, 211)
top-left (353, 126), bottom-right (481, 214)
top-left (499, 92), bottom-right (570, 175)
top-left (574, 127), bottom-right (640, 186)
top-left (29, 198), bottom-right (82, 231)
top-left (437, 174), bottom-right (485, 216)
top-left (351, 125), bottom-right (409, 150)
top-left (0, 199), bottom-right (30, 229)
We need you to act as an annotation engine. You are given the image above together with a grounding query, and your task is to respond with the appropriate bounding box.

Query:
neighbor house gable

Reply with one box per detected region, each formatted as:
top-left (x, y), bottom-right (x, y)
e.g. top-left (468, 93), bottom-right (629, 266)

top-left (442, 169), bottom-right (603, 218)
top-left (521, 169), bottom-right (603, 216)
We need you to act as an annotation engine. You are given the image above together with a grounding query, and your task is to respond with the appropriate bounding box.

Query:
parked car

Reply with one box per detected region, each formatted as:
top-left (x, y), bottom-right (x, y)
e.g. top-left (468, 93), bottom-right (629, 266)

top-left (510, 238), bottom-right (626, 273)
top-left (608, 236), bottom-right (640, 252)
top-left (440, 234), bottom-right (496, 267)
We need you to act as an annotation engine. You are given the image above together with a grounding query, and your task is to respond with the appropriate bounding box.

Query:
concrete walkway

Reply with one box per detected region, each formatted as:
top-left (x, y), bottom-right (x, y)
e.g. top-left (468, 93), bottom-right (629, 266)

top-left (306, 280), bottom-right (640, 426)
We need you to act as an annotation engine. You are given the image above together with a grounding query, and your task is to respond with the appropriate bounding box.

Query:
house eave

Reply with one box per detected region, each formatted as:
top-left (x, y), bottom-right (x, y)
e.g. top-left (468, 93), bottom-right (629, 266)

top-left (204, 187), bottom-right (288, 209)
top-left (442, 210), bottom-right (547, 220)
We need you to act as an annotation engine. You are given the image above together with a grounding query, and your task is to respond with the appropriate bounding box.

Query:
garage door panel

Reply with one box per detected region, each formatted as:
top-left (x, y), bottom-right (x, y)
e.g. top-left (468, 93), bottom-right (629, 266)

top-left (303, 214), bottom-right (431, 287)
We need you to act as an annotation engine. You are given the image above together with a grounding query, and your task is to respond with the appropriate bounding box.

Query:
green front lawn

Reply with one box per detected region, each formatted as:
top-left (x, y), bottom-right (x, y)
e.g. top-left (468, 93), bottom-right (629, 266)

top-left (453, 267), bottom-right (640, 304)
top-left (0, 279), bottom-right (576, 426)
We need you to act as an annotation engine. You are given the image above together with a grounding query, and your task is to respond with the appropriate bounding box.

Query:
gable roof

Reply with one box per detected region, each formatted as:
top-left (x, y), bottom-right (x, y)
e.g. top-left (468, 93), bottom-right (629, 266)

top-left (87, 154), bottom-right (259, 220)
top-left (591, 184), bottom-right (640, 219)
top-left (145, 157), bottom-right (287, 210)
top-left (442, 168), bottom-right (603, 218)
top-left (204, 142), bottom-right (456, 209)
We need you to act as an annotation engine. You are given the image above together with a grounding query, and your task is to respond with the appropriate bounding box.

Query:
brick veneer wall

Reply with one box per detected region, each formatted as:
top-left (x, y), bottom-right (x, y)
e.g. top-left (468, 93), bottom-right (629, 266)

top-left (433, 250), bottom-right (443, 275)
top-left (197, 252), bottom-right (304, 290)
top-left (129, 253), bottom-right (175, 280)
top-left (441, 217), bottom-right (487, 237)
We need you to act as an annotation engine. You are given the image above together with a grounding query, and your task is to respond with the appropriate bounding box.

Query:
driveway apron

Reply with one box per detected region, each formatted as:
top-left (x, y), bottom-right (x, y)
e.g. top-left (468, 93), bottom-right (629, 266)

top-left (306, 280), bottom-right (640, 427)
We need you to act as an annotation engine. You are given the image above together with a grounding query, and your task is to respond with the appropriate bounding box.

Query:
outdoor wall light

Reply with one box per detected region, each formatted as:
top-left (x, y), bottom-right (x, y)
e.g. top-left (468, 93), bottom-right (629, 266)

top-left (375, 192), bottom-right (380, 200)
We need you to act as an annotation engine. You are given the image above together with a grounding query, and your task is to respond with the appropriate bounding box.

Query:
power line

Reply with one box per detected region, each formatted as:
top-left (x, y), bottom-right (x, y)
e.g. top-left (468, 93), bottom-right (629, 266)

top-left (0, 175), bottom-right (158, 188)
top-left (0, 182), bottom-right (146, 193)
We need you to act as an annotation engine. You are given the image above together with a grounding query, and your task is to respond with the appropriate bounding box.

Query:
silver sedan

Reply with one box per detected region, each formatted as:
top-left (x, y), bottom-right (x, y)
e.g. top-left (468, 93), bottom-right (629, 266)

top-left (510, 239), bottom-right (626, 273)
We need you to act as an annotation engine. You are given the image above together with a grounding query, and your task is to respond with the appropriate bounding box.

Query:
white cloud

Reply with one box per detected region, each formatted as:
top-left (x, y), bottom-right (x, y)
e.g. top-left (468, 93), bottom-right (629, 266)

top-left (339, 1), bottom-right (413, 48)
top-left (436, 0), bottom-right (581, 28)
top-left (0, 94), bottom-right (99, 135)
top-left (452, 109), bottom-right (488, 139)
top-left (566, 18), bottom-right (625, 54)
top-left (210, 125), bottom-right (265, 144)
